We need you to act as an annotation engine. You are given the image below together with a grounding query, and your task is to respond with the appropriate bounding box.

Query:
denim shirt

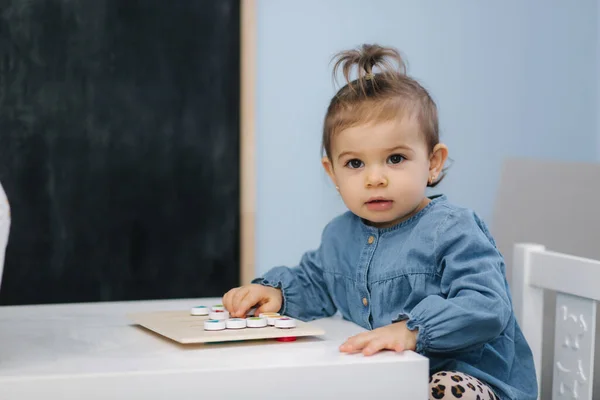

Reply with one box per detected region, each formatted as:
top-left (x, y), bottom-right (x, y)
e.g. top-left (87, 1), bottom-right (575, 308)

top-left (253, 195), bottom-right (537, 400)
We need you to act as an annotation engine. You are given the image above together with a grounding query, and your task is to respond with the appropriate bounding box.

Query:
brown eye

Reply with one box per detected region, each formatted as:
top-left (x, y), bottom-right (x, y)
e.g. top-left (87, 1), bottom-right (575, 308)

top-left (345, 159), bottom-right (364, 169)
top-left (387, 154), bottom-right (405, 164)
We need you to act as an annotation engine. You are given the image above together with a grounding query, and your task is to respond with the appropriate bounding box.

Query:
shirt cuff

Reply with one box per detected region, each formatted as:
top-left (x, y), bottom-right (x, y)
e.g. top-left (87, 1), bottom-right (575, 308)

top-left (394, 311), bottom-right (430, 353)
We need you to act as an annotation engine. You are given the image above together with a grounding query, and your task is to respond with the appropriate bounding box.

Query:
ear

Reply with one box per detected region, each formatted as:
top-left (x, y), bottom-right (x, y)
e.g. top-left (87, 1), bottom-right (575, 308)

top-left (321, 156), bottom-right (337, 186)
top-left (429, 143), bottom-right (448, 180)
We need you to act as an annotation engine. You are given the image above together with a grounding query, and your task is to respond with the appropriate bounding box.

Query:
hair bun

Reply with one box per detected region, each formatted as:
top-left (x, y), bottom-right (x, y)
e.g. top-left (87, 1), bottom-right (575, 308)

top-left (332, 44), bottom-right (406, 89)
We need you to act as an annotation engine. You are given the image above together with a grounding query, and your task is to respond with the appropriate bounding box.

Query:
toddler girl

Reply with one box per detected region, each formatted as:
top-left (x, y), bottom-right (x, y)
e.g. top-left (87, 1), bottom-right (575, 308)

top-left (223, 44), bottom-right (537, 400)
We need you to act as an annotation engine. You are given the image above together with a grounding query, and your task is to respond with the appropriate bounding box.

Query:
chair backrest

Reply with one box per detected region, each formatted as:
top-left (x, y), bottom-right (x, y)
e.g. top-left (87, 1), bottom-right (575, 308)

top-left (512, 243), bottom-right (599, 400)
top-left (0, 181), bottom-right (10, 289)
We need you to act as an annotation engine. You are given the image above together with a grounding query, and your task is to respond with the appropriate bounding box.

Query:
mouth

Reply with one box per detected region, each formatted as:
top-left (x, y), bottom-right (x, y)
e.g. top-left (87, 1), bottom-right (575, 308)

top-left (365, 197), bottom-right (394, 211)
top-left (366, 196), bottom-right (391, 204)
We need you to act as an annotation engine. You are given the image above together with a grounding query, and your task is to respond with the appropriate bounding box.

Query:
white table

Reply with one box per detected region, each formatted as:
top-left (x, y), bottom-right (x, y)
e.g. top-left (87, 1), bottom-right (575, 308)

top-left (0, 298), bottom-right (429, 399)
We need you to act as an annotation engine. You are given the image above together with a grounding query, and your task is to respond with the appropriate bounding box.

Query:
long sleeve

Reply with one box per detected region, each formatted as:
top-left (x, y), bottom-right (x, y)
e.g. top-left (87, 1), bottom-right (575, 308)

top-left (396, 210), bottom-right (512, 353)
top-left (252, 227), bottom-right (337, 321)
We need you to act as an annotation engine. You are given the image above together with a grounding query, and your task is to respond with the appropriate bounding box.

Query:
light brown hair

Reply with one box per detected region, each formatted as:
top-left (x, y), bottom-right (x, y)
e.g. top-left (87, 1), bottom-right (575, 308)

top-left (322, 44), bottom-right (445, 187)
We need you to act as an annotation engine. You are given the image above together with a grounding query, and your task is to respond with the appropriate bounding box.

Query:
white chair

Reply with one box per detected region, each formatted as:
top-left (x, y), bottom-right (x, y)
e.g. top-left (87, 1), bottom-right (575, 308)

top-left (0, 181), bottom-right (10, 289)
top-left (512, 243), bottom-right (599, 400)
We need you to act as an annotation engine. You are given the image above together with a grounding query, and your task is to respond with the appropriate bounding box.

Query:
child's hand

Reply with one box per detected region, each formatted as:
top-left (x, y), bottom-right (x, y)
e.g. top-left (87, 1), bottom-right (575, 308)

top-left (339, 321), bottom-right (418, 356)
top-left (222, 284), bottom-right (283, 318)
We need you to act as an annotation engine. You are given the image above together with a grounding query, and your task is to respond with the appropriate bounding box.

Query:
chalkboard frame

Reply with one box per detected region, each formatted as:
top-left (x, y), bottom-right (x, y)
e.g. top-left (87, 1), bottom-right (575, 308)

top-left (240, 0), bottom-right (255, 285)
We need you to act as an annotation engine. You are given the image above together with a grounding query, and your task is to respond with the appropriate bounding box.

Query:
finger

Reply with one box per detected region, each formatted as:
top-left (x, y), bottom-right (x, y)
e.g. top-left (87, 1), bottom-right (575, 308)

top-left (253, 304), bottom-right (265, 317)
top-left (339, 334), bottom-right (363, 353)
top-left (339, 339), bottom-right (357, 353)
top-left (339, 332), bottom-right (373, 353)
top-left (231, 287), bottom-right (247, 308)
top-left (236, 290), bottom-right (260, 318)
top-left (362, 338), bottom-right (388, 356)
top-left (231, 287), bottom-right (250, 317)
top-left (222, 288), bottom-right (237, 313)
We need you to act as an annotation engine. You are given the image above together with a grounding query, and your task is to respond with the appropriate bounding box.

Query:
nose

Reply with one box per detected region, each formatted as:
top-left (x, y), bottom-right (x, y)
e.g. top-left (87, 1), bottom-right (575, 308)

top-left (365, 167), bottom-right (388, 188)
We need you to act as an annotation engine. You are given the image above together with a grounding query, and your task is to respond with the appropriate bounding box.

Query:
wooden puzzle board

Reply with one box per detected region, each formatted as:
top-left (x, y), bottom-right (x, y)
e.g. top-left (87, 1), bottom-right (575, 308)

top-left (128, 310), bottom-right (326, 344)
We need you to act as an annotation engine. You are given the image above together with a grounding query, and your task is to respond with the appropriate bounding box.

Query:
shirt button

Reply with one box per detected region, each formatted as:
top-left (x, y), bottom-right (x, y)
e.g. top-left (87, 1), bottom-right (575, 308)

top-left (367, 236), bottom-right (375, 244)
top-left (362, 297), bottom-right (368, 306)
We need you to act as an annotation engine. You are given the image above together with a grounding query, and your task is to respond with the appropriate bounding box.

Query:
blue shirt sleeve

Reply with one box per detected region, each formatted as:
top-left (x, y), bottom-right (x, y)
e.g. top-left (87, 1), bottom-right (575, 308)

top-left (398, 209), bottom-right (512, 353)
top-left (251, 225), bottom-right (337, 321)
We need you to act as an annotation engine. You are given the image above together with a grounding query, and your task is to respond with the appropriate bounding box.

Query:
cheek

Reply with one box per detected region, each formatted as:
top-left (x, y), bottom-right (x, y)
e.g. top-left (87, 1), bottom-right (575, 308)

top-left (337, 173), bottom-right (364, 198)
top-left (390, 167), bottom-right (427, 191)
top-left (336, 168), bottom-right (360, 183)
top-left (406, 161), bottom-right (429, 180)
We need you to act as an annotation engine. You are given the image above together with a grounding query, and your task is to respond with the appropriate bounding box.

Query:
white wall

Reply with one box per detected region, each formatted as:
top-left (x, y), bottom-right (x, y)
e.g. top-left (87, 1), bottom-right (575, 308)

top-left (255, 0), bottom-right (599, 276)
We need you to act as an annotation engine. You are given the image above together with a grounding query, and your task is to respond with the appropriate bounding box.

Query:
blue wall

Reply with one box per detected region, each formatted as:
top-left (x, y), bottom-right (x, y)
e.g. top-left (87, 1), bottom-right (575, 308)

top-left (255, 0), bottom-right (599, 276)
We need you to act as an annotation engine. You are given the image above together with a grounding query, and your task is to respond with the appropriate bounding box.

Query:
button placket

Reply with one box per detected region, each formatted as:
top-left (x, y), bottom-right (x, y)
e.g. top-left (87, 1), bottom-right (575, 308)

top-left (359, 231), bottom-right (379, 327)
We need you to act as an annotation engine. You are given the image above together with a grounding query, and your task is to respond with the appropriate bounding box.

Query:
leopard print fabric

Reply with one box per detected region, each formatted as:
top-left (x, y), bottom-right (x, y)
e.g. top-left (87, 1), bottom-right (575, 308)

top-left (429, 371), bottom-right (501, 400)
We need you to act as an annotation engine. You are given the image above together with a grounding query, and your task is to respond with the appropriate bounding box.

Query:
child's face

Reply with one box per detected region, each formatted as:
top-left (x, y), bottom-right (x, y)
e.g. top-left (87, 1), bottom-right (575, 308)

top-left (323, 117), bottom-right (445, 228)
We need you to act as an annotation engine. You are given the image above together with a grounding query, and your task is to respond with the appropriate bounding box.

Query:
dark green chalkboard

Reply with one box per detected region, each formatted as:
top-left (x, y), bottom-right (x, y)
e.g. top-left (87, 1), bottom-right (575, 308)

top-left (0, 0), bottom-right (241, 305)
